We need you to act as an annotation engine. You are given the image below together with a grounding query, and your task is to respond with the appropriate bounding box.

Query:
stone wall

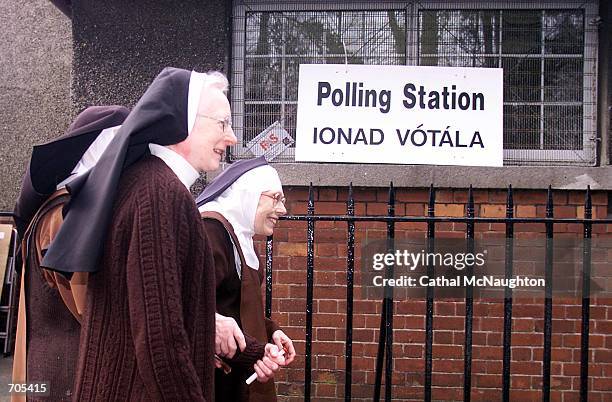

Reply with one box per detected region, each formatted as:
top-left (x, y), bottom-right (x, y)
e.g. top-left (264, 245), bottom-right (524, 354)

top-left (0, 0), bottom-right (72, 211)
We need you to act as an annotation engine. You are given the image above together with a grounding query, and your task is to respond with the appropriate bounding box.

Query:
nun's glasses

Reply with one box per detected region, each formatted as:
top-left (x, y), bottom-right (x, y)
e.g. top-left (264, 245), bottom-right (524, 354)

top-left (197, 114), bottom-right (232, 133)
top-left (262, 192), bottom-right (286, 208)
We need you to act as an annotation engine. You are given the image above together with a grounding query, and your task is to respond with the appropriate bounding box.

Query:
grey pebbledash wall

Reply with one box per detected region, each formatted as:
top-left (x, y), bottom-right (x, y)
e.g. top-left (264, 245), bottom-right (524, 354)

top-left (0, 0), bottom-right (232, 211)
top-left (71, 0), bottom-right (232, 111)
top-left (0, 0), bottom-right (72, 211)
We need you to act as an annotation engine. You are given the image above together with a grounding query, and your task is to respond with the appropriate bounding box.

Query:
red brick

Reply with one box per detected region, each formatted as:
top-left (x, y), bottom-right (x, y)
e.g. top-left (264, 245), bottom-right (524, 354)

top-left (431, 386), bottom-right (463, 401)
top-left (568, 191), bottom-right (589, 205)
top-left (316, 328), bottom-right (336, 341)
top-left (279, 298), bottom-right (305, 313)
top-left (592, 378), bottom-right (612, 391)
top-left (473, 346), bottom-right (502, 360)
top-left (512, 318), bottom-right (534, 334)
top-left (366, 202), bottom-right (392, 215)
top-left (474, 374), bottom-right (502, 388)
top-left (287, 229), bottom-right (307, 242)
top-left (486, 333), bottom-right (503, 346)
top-left (551, 347), bottom-right (574, 362)
top-left (433, 316), bottom-right (464, 331)
top-left (591, 192), bottom-right (608, 205)
top-left (552, 191), bottom-right (569, 205)
top-left (434, 331), bottom-right (454, 344)
top-left (338, 187), bottom-right (377, 202)
top-left (272, 284), bottom-right (289, 298)
top-left (432, 359), bottom-right (463, 373)
top-left (277, 242), bottom-right (308, 257)
top-left (435, 302), bottom-right (457, 316)
top-left (317, 300), bottom-right (338, 313)
top-left (396, 300), bottom-right (426, 315)
top-left (395, 188), bottom-right (430, 202)
top-left (432, 372), bottom-right (462, 387)
top-left (315, 243), bottom-right (337, 257)
top-left (288, 202), bottom-right (308, 215)
top-left (289, 285), bottom-right (306, 298)
top-left (510, 375), bottom-right (532, 389)
top-left (554, 205), bottom-right (577, 218)
top-left (512, 304), bottom-right (542, 318)
top-left (285, 186), bottom-right (310, 201)
top-left (514, 190), bottom-right (549, 204)
top-left (436, 190), bottom-right (454, 203)
top-left (481, 204), bottom-right (506, 218)
top-left (488, 190), bottom-right (510, 203)
top-left (512, 361), bottom-right (542, 375)
top-left (433, 345), bottom-right (463, 359)
top-left (318, 188), bottom-right (337, 201)
top-left (454, 189), bottom-right (488, 203)
top-left (315, 230), bottom-right (347, 242)
top-left (513, 333), bottom-right (542, 346)
top-left (315, 202), bottom-right (346, 215)
top-left (405, 203), bottom-right (426, 216)
top-left (373, 188), bottom-right (392, 202)
top-left (516, 205), bottom-right (537, 218)
top-left (594, 348), bottom-right (612, 362)
top-left (435, 203), bottom-right (465, 217)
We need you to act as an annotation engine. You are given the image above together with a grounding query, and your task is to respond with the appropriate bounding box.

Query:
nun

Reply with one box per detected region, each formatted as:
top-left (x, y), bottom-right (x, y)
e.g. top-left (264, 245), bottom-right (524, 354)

top-left (197, 157), bottom-right (296, 402)
top-left (44, 67), bottom-right (236, 401)
top-left (12, 105), bottom-right (129, 402)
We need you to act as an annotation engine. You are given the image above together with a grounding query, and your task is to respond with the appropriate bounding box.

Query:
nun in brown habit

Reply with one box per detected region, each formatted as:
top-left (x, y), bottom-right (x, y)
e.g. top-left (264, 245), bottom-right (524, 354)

top-left (197, 157), bottom-right (296, 402)
top-left (12, 105), bottom-right (129, 402)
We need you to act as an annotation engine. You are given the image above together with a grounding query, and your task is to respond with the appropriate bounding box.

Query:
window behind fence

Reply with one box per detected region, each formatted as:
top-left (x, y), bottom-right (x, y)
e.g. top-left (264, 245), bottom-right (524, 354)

top-left (231, 1), bottom-right (598, 165)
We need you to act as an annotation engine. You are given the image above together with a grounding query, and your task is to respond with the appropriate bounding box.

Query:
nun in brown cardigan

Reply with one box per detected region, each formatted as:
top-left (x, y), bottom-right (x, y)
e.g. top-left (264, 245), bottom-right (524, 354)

top-left (198, 158), bottom-right (296, 402)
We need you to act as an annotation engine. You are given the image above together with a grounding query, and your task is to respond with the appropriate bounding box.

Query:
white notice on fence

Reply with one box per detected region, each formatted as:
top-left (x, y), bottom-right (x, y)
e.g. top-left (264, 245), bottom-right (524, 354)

top-left (246, 121), bottom-right (295, 161)
top-left (295, 64), bottom-right (503, 166)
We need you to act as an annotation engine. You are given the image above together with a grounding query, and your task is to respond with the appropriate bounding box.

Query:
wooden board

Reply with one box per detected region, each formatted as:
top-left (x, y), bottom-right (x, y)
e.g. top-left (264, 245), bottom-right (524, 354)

top-left (0, 224), bottom-right (14, 299)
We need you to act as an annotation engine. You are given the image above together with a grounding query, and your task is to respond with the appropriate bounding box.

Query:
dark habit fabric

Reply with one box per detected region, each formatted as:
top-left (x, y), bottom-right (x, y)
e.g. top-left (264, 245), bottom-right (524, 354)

top-left (202, 214), bottom-right (279, 402)
top-left (73, 156), bottom-right (215, 401)
top-left (195, 156), bottom-right (268, 207)
top-left (42, 67), bottom-right (192, 274)
top-left (23, 191), bottom-right (79, 402)
top-left (13, 105), bottom-right (129, 238)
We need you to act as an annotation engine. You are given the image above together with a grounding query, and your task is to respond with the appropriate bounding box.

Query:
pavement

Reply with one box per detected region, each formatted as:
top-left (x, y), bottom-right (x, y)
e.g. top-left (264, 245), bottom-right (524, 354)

top-left (0, 355), bottom-right (12, 402)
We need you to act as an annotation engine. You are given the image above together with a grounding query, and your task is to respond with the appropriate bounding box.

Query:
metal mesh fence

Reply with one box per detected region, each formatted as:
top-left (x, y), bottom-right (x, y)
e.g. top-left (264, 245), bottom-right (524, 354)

top-left (231, 1), bottom-right (598, 165)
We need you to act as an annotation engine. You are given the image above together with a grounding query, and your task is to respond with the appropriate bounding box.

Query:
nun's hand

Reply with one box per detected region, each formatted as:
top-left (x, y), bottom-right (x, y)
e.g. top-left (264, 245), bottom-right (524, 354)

top-left (254, 344), bottom-right (285, 383)
top-left (215, 313), bottom-right (246, 358)
top-left (271, 330), bottom-right (296, 365)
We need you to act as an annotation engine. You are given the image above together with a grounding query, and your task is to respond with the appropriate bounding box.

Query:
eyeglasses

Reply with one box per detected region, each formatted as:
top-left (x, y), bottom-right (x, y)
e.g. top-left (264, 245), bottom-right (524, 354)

top-left (262, 193), bottom-right (286, 208)
top-left (197, 114), bottom-right (232, 133)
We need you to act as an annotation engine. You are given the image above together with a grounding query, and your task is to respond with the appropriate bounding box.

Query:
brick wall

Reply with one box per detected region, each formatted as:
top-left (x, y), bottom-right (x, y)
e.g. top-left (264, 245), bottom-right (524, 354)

top-left (257, 186), bottom-right (611, 401)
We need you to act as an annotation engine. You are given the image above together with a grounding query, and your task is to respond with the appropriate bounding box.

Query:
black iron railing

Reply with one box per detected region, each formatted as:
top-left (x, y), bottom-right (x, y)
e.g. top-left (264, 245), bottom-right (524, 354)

top-left (264, 184), bottom-right (611, 402)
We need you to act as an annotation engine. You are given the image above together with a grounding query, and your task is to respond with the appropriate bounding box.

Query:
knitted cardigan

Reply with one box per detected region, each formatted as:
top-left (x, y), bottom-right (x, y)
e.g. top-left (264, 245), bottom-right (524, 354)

top-left (73, 156), bottom-right (215, 401)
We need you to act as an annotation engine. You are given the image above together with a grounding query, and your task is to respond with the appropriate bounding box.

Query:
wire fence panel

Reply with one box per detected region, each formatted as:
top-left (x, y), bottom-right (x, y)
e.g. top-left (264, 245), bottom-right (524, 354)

top-left (231, 0), bottom-right (598, 165)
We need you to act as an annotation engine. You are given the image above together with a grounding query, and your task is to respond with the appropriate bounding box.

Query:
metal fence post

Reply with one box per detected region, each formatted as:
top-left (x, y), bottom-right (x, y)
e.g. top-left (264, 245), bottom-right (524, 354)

top-left (580, 187), bottom-right (592, 402)
top-left (502, 186), bottom-right (514, 402)
top-left (345, 183), bottom-right (355, 402)
top-left (304, 183), bottom-right (315, 402)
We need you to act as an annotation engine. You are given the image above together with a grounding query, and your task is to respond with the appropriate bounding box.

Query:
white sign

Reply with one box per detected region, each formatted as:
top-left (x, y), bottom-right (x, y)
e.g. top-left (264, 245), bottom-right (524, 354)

top-left (246, 121), bottom-right (295, 161)
top-left (295, 64), bottom-right (503, 166)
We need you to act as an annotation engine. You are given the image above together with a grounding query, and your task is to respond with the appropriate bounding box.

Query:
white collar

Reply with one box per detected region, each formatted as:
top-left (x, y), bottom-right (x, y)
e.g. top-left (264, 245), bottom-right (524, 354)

top-left (148, 143), bottom-right (199, 189)
top-left (56, 125), bottom-right (121, 190)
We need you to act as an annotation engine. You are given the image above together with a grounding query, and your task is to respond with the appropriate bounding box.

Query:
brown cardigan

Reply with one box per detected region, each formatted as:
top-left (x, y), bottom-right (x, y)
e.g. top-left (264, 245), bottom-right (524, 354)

top-left (201, 212), bottom-right (279, 402)
top-left (73, 156), bottom-right (216, 401)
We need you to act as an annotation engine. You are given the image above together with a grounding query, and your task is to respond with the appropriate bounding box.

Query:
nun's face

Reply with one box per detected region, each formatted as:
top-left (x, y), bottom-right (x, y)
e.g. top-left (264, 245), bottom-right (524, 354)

top-left (181, 88), bottom-right (237, 172)
top-left (254, 190), bottom-right (287, 236)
